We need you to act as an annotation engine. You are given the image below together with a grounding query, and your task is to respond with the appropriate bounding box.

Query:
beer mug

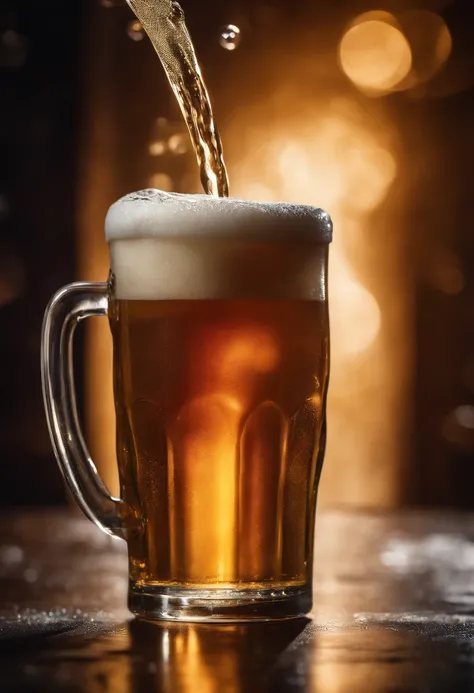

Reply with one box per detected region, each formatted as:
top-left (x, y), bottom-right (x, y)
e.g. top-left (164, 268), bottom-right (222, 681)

top-left (41, 190), bottom-right (332, 622)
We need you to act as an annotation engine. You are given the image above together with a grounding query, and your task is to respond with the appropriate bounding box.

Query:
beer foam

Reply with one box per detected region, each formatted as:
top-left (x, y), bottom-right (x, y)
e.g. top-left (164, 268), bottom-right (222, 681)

top-left (106, 189), bottom-right (332, 300)
top-left (106, 189), bottom-right (332, 243)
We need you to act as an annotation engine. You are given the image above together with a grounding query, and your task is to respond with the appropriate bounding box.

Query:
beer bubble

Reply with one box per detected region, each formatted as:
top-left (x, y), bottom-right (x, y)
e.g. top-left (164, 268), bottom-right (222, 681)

top-left (127, 19), bottom-right (145, 41)
top-left (168, 133), bottom-right (188, 155)
top-left (219, 25), bottom-right (241, 51)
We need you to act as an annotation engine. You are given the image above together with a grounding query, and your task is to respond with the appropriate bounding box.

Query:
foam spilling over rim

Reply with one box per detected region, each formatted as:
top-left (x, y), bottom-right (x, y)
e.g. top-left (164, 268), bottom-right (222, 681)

top-left (105, 189), bottom-right (332, 243)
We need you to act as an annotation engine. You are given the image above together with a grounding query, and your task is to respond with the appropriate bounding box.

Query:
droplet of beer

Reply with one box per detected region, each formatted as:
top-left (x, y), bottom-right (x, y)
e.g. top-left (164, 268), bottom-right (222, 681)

top-left (127, 19), bottom-right (145, 41)
top-left (219, 24), bottom-right (241, 51)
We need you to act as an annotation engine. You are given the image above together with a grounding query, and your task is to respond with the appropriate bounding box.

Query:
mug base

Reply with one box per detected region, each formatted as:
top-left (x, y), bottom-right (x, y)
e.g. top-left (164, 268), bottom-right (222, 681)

top-left (128, 583), bottom-right (312, 622)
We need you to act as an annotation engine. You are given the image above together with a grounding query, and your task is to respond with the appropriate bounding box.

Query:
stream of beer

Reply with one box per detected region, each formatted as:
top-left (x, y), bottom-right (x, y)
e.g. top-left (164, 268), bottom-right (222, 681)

top-left (126, 0), bottom-right (229, 197)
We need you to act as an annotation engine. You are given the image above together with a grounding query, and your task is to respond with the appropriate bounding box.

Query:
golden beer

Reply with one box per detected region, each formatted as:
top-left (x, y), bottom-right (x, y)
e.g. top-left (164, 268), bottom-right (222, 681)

top-left (110, 298), bottom-right (329, 589)
top-left (43, 190), bottom-right (332, 620)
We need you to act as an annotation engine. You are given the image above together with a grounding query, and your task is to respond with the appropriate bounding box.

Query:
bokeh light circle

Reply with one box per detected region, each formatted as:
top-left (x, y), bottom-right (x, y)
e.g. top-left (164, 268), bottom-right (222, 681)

top-left (339, 16), bottom-right (412, 95)
top-left (398, 10), bottom-right (452, 90)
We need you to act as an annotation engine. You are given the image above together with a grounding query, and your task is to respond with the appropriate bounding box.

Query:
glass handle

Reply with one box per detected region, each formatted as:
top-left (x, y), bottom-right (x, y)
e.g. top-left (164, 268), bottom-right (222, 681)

top-left (41, 282), bottom-right (136, 539)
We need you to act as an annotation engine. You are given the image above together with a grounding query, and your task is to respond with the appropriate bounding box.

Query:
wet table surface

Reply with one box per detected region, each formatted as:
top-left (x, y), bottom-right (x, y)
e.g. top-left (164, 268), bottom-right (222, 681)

top-left (2, 510), bottom-right (474, 692)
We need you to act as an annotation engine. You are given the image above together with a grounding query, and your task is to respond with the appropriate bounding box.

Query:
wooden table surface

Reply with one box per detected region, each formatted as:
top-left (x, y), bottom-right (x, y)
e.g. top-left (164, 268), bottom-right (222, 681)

top-left (1, 509), bottom-right (474, 692)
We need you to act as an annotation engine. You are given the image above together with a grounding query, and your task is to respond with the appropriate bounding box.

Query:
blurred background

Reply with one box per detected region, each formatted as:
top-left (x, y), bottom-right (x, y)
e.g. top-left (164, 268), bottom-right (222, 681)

top-left (0, 0), bottom-right (473, 509)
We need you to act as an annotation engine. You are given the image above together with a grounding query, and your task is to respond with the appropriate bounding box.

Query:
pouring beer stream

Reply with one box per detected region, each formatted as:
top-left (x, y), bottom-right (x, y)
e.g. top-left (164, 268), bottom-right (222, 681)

top-left (126, 0), bottom-right (229, 197)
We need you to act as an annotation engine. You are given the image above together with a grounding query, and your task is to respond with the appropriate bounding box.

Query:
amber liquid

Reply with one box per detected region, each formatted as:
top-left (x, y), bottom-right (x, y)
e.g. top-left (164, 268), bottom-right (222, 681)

top-left (110, 299), bottom-right (329, 589)
top-left (127, 0), bottom-right (229, 196)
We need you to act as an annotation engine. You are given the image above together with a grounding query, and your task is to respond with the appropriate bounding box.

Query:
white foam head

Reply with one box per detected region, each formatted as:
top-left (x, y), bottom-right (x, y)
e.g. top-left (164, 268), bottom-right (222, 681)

top-left (106, 189), bottom-right (332, 300)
